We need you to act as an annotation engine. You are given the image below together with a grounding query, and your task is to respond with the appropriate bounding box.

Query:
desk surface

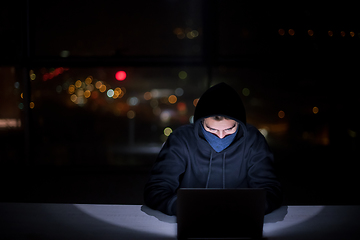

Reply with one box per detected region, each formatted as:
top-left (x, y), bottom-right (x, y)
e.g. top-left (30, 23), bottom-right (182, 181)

top-left (0, 203), bottom-right (359, 239)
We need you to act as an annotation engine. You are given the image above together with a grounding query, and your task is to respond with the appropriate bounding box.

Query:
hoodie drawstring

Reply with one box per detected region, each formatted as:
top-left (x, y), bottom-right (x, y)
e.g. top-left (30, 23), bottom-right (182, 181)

top-left (206, 152), bottom-right (227, 189)
top-left (222, 152), bottom-right (226, 189)
top-left (205, 152), bottom-right (213, 188)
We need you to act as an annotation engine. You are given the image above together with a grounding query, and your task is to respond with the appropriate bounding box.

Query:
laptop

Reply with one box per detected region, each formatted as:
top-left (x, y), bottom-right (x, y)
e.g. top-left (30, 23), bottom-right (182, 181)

top-left (177, 188), bottom-right (266, 239)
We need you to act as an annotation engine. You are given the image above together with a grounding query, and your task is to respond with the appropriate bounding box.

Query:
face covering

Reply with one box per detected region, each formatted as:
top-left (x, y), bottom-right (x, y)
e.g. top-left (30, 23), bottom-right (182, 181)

top-left (201, 124), bottom-right (238, 152)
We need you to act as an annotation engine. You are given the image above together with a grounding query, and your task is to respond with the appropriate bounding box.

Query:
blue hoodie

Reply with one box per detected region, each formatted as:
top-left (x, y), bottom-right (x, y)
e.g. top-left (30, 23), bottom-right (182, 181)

top-left (144, 83), bottom-right (282, 215)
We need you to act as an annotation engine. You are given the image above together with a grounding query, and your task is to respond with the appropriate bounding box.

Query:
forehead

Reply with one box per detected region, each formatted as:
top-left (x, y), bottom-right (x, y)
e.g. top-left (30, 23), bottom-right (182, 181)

top-left (204, 117), bottom-right (237, 130)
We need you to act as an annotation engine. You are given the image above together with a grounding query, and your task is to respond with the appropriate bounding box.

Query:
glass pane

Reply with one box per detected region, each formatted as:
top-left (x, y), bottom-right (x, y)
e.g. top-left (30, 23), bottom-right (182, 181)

top-left (212, 65), bottom-right (359, 152)
top-left (218, 2), bottom-right (360, 56)
top-left (32, 1), bottom-right (203, 57)
top-left (30, 66), bottom-right (207, 165)
top-left (0, 67), bottom-right (24, 164)
top-left (0, 3), bottom-right (24, 61)
top-left (218, 2), bottom-right (273, 56)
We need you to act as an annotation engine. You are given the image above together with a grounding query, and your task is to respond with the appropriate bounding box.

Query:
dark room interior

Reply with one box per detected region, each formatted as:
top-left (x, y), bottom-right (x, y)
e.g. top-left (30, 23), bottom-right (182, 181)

top-left (1, 1), bottom-right (359, 239)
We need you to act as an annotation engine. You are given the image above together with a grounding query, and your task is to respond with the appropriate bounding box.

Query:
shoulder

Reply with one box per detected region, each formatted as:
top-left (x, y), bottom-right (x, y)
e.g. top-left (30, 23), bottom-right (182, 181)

top-left (171, 124), bottom-right (194, 138)
top-left (245, 123), bottom-right (268, 146)
top-left (245, 123), bottom-right (262, 136)
top-left (159, 124), bottom-right (195, 155)
top-left (164, 124), bottom-right (195, 146)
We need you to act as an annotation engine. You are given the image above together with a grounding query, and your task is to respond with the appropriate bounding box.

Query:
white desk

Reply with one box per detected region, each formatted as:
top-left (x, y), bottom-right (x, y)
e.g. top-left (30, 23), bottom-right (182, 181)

top-left (0, 203), bottom-right (359, 239)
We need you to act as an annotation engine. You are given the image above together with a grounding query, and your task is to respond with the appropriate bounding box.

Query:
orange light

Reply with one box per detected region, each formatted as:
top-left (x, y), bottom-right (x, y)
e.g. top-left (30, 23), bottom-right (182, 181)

top-left (84, 90), bottom-right (91, 98)
top-left (177, 102), bottom-right (187, 112)
top-left (193, 98), bottom-right (199, 107)
top-left (168, 95), bottom-right (177, 104)
top-left (288, 29), bottom-right (295, 36)
top-left (68, 85), bottom-right (75, 94)
top-left (328, 31), bottom-right (333, 37)
top-left (85, 76), bottom-right (93, 85)
top-left (278, 29), bottom-right (285, 36)
top-left (99, 85), bottom-right (106, 93)
top-left (308, 30), bottom-right (314, 36)
top-left (278, 110), bottom-right (285, 119)
top-left (144, 92), bottom-right (152, 100)
top-left (313, 106), bottom-right (319, 114)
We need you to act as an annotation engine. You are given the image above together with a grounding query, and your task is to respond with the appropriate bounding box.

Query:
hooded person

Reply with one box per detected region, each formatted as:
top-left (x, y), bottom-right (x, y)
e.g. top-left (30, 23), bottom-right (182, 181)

top-left (144, 82), bottom-right (282, 215)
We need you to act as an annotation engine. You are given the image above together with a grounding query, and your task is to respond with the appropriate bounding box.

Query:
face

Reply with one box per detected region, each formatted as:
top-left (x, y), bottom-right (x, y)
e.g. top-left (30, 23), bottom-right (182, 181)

top-left (203, 117), bottom-right (238, 139)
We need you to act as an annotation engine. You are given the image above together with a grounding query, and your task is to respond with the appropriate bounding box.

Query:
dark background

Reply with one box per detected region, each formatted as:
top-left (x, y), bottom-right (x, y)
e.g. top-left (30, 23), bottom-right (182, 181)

top-left (1, 1), bottom-right (359, 206)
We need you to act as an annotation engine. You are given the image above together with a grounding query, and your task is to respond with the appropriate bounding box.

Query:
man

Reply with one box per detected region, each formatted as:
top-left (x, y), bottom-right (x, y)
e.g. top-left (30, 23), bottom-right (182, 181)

top-left (144, 82), bottom-right (282, 215)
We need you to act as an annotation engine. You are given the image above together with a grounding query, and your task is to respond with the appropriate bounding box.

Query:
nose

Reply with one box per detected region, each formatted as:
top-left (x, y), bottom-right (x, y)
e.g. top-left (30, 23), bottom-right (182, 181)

top-left (217, 131), bottom-right (226, 139)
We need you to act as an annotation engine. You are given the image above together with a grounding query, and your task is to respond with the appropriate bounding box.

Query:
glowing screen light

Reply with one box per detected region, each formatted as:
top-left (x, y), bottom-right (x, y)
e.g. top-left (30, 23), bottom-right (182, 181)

top-left (115, 71), bottom-right (127, 81)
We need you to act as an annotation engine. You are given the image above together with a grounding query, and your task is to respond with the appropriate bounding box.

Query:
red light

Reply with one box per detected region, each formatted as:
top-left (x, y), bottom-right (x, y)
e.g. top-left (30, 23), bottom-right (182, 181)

top-left (115, 71), bottom-right (126, 81)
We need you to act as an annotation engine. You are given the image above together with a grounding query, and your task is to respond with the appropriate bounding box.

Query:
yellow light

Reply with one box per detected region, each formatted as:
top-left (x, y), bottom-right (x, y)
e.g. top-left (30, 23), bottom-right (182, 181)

top-left (350, 31), bottom-right (355, 37)
top-left (168, 95), bottom-right (177, 104)
top-left (193, 98), bottom-right (199, 107)
top-left (75, 80), bottom-right (82, 88)
top-left (77, 89), bottom-right (84, 97)
top-left (29, 102), bottom-right (35, 109)
top-left (178, 71), bottom-right (187, 80)
top-left (95, 81), bottom-right (102, 89)
top-left (20, 93), bottom-right (23, 99)
top-left (70, 94), bottom-right (77, 103)
top-left (191, 30), bottom-right (199, 38)
top-left (328, 31), bottom-right (333, 37)
top-left (348, 129), bottom-right (357, 138)
top-left (68, 85), bottom-right (75, 94)
top-left (113, 90), bottom-right (119, 99)
top-left (85, 76), bottom-right (93, 85)
top-left (164, 127), bottom-right (173, 137)
top-left (99, 84), bottom-right (106, 93)
top-left (187, 32), bottom-right (194, 39)
top-left (308, 30), bottom-right (314, 37)
top-left (288, 29), bottom-right (295, 36)
top-left (121, 87), bottom-right (127, 94)
top-left (114, 87), bottom-right (124, 98)
top-left (340, 31), bottom-right (346, 37)
top-left (84, 90), bottom-right (91, 98)
top-left (242, 88), bottom-right (250, 97)
top-left (30, 73), bottom-right (36, 81)
top-left (278, 110), bottom-right (285, 119)
top-left (313, 106), bottom-right (319, 114)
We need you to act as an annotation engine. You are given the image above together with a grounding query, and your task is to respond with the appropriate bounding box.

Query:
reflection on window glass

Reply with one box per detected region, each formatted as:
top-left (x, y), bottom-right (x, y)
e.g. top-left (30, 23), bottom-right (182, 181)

top-left (212, 66), bottom-right (333, 149)
top-left (33, 0), bottom-right (203, 57)
top-left (0, 67), bottom-right (24, 164)
top-left (30, 66), bottom-right (207, 165)
top-left (218, 2), bottom-right (272, 56)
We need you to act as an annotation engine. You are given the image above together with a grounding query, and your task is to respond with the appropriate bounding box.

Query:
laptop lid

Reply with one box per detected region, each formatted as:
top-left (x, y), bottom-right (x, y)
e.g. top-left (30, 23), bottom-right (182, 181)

top-left (177, 188), bottom-right (266, 239)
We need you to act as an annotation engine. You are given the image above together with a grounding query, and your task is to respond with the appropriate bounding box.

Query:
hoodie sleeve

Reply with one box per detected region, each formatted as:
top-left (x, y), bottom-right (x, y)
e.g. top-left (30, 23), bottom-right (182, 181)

top-left (246, 126), bottom-right (282, 214)
top-left (144, 133), bottom-right (187, 216)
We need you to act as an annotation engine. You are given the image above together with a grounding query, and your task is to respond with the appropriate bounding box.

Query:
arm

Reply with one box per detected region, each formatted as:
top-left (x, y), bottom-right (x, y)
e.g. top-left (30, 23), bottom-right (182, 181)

top-left (144, 134), bottom-right (187, 215)
top-left (246, 128), bottom-right (282, 214)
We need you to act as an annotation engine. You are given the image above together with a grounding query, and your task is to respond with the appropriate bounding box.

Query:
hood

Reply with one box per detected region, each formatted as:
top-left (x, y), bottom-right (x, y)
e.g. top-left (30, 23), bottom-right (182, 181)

top-left (194, 82), bottom-right (246, 124)
top-left (192, 83), bottom-right (248, 188)
top-left (193, 82), bottom-right (247, 155)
